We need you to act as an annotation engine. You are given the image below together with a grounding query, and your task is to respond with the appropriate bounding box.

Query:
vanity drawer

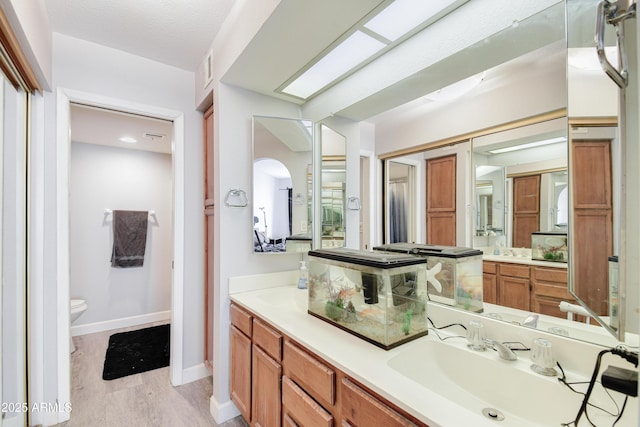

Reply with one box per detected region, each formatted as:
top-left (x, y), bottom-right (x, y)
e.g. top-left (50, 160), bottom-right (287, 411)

top-left (253, 318), bottom-right (282, 361)
top-left (230, 304), bottom-right (252, 337)
top-left (483, 261), bottom-right (497, 274)
top-left (284, 340), bottom-right (335, 406)
top-left (532, 266), bottom-right (567, 284)
top-left (283, 376), bottom-right (333, 427)
top-left (498, 263), bottom-right (530, 279)
top-left (341, 377), bottom-right (417, 427)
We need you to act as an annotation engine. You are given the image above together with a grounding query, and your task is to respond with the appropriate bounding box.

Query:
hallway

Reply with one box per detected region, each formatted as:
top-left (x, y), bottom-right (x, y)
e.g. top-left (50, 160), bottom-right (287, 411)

top-left (58, 324), bottom-right (247, 427)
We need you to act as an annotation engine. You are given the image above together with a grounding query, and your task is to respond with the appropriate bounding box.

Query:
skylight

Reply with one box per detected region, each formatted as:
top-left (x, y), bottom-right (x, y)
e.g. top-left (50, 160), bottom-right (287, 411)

top-left (364, 0), bottom-right (457, 42)
top-left (282, 31), bottom-right (385, 99)
top-left (279, 0), bottom-right (462, 100)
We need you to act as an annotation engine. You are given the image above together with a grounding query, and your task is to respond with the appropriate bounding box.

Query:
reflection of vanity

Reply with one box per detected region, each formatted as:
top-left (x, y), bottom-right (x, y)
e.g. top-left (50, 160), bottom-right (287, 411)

top-left (482, 255), bottom-right (576, 321)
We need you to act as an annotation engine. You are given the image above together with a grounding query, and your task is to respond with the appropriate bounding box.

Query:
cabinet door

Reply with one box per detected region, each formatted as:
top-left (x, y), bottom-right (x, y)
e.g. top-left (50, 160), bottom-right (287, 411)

top-left (341, 377), bottom-right (417, 427)
top-left (512, 175), bottom-right (540, 248)
top-left (498, 276), bottom-right (530, 311)
top-left (426, 155), bottom-right (456, 246)
top-left (230, 325), bottom-right (252, 423)
top-left (252, 345), bottom-right (282, 427)
top-left (483, 273), bottom-right (497, 304)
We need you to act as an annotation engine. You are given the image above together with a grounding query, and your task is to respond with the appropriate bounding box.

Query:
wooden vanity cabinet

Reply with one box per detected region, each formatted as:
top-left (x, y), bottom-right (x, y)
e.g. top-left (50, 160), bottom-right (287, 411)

top-left (229, 304), bottom-right (283, 427)
top-left (531, 266), bottom-right (574, 319)
top-left (341, 377), bottom-right (417, 427)
top-left (497, 263), bottom-right (531, 311)
top-left (252, 319), bottom-right (283, 427)
top-left (230, 303), bottom-right (428, 427)
top-left (482, 261), bottom-right (498, 304)
top-left (230, 305), bottom-right (253, 422)
top-left (482, 261), bottom-right (572, 320)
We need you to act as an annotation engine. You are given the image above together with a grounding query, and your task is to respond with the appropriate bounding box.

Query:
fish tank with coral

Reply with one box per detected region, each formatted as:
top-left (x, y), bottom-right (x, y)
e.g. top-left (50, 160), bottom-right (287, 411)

top-left (307, 248), bottom-right (428, 350)
top-left (531, 232), bottom-right (568, 263)
top-left (374, 243), bottom-right (484, 313)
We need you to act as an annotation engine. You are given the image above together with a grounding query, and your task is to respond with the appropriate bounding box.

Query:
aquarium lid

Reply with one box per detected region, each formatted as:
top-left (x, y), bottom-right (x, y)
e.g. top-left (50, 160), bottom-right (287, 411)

top-left (286, 234), bottom-right (311, 242)
top-left (308, 248), bottom-right (425, 268)
top-left (532, 231), bottom-right (568, 236)
top-left (373, 243), bottom-right (482, 259)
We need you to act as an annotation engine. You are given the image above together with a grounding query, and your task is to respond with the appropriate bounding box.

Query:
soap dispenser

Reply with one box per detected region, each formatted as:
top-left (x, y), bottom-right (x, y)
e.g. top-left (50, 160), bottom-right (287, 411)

top-left (298, 260), bottom-right (308, 289)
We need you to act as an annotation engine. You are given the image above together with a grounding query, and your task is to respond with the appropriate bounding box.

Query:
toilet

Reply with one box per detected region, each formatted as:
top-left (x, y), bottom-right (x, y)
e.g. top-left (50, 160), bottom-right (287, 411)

top-left (70, 299), bottom-right (88, 353)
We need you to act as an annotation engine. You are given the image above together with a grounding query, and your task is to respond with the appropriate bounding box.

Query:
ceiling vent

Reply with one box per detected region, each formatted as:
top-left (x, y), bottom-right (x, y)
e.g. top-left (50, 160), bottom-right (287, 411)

top-left (143, 132), bottom-right (167, 141)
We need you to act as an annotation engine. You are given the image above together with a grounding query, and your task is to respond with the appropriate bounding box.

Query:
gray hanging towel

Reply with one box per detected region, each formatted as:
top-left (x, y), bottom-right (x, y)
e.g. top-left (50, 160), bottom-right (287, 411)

top-left (111, 210), bottom-right (149, 268)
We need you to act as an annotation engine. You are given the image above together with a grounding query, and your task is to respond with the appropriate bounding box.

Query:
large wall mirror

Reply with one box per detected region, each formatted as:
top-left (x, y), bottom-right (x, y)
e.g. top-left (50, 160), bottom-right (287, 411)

top-left (252, 116), bottom-right (313, 253)
top-left (375, 1), bottom-right (635, 347)
top-left (566, 0), bottom-right (633, 341)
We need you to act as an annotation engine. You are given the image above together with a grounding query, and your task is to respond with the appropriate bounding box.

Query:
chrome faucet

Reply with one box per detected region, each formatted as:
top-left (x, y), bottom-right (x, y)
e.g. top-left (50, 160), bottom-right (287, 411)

top-left (484, 339), bottom-right (518, 361)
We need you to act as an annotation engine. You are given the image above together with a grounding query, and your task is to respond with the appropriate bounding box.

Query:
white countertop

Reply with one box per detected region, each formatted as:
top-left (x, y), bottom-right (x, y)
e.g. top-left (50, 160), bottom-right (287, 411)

top-left (482, 253), bottom-right (568, 268)
top-left (228, 284), bottom-right (634, 427)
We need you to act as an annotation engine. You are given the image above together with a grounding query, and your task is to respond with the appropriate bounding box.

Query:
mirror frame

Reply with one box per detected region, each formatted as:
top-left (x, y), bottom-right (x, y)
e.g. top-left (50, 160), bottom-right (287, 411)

top-left (251, 115), bottom-right (314, 254)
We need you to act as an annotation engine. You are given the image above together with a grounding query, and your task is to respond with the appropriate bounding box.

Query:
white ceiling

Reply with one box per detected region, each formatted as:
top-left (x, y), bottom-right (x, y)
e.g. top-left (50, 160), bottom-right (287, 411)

top-left (45, 0), bottom-right (236, 71)
top-left (70, 104), bottom-right (173, 154)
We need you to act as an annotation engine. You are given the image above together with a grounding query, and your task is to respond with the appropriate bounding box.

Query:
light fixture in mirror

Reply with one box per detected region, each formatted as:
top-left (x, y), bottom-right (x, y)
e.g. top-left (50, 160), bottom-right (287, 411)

top-left (252, 116), bottom-right (313, 254)
top-left (320, 125), bottom-right (346, 248)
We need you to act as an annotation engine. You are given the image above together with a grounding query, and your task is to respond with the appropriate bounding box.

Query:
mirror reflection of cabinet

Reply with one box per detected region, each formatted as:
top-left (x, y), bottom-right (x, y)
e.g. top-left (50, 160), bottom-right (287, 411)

top-left (512, 174), bottom-right (540, 248)
top-left (252, 116), bottom-right (313, 253)
top-left (570, 129), bottom-right (615, 317)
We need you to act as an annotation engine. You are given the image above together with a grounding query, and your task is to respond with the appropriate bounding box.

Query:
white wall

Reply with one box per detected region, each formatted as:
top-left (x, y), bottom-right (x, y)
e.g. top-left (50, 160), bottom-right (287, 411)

top-left (211, 83), bottom-right (306, 421)
top-left (374, 59), bottom-right (566, 156)
top-left (69, 142), bottom-right (172, 328)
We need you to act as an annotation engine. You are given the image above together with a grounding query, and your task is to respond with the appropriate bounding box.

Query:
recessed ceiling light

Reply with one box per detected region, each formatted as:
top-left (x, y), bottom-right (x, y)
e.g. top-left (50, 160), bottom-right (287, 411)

top-left (364, 0), bottom-right (458, 41)
top-left (488, 137), bottom-right (567, 154)
top-left (281, 31), bottom-right (386, 99)
top-left (119, 136), bottom-right (137, 143)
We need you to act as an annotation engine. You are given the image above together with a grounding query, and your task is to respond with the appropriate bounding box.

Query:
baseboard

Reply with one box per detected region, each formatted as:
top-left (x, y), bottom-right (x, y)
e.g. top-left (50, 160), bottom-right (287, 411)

top-left (2, 415), bottom-right (19, 427)
top-left (181, 363), bottom-right (211, 385)
top-left (209, 396), bottom-right (241, 424)
top-left (71, 310), bottom-right (171, 336)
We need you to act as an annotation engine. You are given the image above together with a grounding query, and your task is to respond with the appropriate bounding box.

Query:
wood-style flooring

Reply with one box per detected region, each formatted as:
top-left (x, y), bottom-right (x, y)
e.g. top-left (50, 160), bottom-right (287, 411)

top-left (57, 322), bottom-right (248, 427)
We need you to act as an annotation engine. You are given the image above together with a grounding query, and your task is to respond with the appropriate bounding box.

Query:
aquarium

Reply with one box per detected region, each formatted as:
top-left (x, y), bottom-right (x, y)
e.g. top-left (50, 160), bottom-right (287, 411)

top-left (374, 243), bottom-right (484, 313)
top-left (307, 248), bottom-right (428, 350)
top-left (531, 232), bottom-right (568, 263)
top-left (285, 234), bottom-right (312, 253)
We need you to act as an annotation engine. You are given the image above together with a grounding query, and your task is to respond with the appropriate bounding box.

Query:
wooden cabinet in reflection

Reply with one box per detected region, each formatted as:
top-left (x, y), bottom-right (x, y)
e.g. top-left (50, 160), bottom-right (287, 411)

top-left (571, 140), bottom-right (613, 316)
top-left (512, 174), bottom-right (540, 248)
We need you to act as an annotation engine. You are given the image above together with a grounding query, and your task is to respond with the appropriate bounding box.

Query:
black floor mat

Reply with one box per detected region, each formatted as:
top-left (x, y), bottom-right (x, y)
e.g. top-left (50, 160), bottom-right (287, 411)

top-left (102, 324), bottom-right (170, 380)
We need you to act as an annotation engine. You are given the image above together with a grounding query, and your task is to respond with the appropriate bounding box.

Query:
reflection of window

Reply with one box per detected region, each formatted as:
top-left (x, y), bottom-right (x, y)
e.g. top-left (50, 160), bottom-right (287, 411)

top-left (555, 185), bottom-right (568, 227)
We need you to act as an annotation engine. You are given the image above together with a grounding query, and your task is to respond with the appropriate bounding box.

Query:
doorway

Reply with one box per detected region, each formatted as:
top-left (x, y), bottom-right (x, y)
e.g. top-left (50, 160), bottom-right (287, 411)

top-left (56, 88), bottom-right (186, 422)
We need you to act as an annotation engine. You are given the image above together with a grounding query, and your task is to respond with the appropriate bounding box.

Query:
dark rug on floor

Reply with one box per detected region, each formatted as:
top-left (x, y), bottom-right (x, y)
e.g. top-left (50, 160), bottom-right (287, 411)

top-left (102, 324), bottom-right (170, 380)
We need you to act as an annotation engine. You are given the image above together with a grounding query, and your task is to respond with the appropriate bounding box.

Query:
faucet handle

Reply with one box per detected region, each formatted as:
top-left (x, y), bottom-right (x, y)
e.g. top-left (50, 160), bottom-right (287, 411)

top-left (466, 320), bottom-right (486, 351)
top-left (530, 338), bottom-right (557, 376)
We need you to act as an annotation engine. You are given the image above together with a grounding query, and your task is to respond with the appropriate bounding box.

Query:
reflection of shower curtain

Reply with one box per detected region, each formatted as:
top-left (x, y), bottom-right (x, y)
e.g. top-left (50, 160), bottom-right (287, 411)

top-left (389, 182), bottom-right (407, 243)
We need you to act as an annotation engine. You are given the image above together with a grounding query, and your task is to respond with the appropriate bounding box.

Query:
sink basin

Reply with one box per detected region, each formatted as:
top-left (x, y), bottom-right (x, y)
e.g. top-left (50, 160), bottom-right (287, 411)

top-left (388, 339), bottom-right (632, 426)
top-left (252, 286), bottom-right (308, 312)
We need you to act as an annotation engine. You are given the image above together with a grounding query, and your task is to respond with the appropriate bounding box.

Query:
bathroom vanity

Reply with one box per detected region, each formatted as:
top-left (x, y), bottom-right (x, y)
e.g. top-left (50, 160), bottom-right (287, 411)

top-left (481, 255), bottom-right (574, 319)
top-left (229, 279), bottom-right (638, 427)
